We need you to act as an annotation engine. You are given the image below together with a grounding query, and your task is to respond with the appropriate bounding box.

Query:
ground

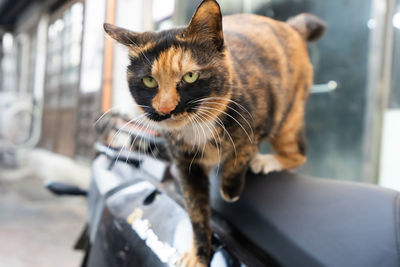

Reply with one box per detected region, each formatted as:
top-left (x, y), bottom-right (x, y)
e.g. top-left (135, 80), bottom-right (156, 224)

top-left (0, 173), bottom-right (87, 267)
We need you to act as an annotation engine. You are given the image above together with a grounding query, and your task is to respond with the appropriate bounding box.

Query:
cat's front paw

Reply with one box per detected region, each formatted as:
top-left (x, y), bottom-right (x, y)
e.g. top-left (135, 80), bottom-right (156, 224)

top-left (249, 154), bottom-right (282, 175)
top-left (177, 247), bottom-right (207, 267)
top-left (220, 186), bottom-right (241, 202)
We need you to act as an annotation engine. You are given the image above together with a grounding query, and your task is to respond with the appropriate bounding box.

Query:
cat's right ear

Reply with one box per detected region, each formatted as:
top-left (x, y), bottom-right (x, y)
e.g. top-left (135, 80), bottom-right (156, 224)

top-left (104, 23), bottom-right (138, 46)
top-left (185, 0), bottom-right (224, 50)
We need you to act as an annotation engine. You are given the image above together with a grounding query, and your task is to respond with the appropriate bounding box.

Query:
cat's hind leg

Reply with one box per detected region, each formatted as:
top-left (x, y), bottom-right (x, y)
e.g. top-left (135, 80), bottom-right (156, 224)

top-left (250, 128), bottom-right (306, 174)
top-left (250, 93), bottom-right (307, 174)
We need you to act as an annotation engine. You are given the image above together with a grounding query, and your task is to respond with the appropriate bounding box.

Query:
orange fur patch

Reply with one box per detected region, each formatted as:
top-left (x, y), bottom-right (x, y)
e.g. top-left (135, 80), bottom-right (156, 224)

top-left (151, 47), bottom-right (200, 114)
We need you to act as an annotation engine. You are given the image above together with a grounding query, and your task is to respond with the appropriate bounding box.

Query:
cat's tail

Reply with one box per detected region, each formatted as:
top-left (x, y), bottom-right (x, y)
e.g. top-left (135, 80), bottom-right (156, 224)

top-left (287, 13), bottom-right (327, 42)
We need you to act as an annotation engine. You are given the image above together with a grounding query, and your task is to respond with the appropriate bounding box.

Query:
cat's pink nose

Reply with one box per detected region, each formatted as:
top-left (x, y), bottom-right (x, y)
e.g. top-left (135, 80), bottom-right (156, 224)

top-left (159, 104), bottom-right (175, 114)
top-left (152, 90), bottom-right (178, 115)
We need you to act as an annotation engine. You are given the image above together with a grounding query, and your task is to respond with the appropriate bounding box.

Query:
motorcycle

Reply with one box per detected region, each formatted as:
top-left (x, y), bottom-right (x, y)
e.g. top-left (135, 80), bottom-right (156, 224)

top-left (47, 112), bottom-right (400, 267)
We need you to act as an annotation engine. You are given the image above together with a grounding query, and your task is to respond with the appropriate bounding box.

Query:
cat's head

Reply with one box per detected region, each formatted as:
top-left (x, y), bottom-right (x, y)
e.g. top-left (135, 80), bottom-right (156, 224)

top-left (104, 0), bottom-right (231, 130)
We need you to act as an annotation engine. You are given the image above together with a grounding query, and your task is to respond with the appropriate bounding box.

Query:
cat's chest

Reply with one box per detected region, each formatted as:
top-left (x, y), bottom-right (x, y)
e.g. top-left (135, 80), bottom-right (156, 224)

top-left (165, 120), bottom-right (225, 166)
top-left (180, 120), bottom-right (218, 147)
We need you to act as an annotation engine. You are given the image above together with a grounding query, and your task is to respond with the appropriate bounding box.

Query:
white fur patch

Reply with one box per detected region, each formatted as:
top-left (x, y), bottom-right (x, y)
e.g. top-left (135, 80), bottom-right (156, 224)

top-left (180, 119), bottom-right (218, 147)
top-left (249, 153), bottom-right (282, 175)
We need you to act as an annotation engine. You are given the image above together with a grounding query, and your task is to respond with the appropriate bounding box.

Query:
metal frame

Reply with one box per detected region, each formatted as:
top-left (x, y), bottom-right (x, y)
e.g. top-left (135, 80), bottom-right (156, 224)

top-left (362, 0), bottom-right (397, 183)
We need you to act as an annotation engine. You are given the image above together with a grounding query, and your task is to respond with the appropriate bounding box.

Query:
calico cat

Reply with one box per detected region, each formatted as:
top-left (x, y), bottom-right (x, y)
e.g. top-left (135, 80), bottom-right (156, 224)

top-left (104, 0), bottom-right (326, 266)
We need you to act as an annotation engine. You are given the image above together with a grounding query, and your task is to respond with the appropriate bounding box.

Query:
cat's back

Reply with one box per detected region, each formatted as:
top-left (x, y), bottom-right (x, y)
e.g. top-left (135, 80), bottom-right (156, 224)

top-left (222, 13), bottom-right (309, 69)
top-left (223, 13), bottom-right (302, 42)
top-left (221, 13), bottom-right (319, 134)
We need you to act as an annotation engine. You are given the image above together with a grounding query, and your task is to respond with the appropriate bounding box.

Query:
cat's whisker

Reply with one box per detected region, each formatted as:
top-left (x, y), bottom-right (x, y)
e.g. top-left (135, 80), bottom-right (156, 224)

top-left (190, 114), bottom-right (203, 160)
top-left (188, 114), bottom-right (204, 172)
top-left (188, 116), bottom-right (201, 173)
top-left (108, 113), bottom-right (148, 151)
top-left (114, 115), bottom-right (145, 164)
top-left (126, 116), bottom-right (151, 164)
top-left (199, 101), bottom-right (254, 140)
top-left (132, 104), bottom-right (153, 110)
top-left (187, 96), bottom-right (210, 105)
top-left (97, 103), bottom-right (150, 129)
top-left (195, 109), bottom-right (237, 165)
top-left (127, 119), bottom-right (148, 160)
top-left (116, 115), bottom-right (148, 164)
top-left (200, 106), bottom-right (253, 144)
top-left (93, 107), bottom-right (118, 126)
top-left (191, 113), bottom-right (207, 162)
top-left (136, 118), bottom-right (150, 162)
top-left (126, 119), bottom-right (145, 162)
top-left (187, 116), bottom-right (197, 153)
top-left (129, 116), bottom-right (153, 160)
top-left (123, 118), bottom-right (142, 165)
top-left (148, 120), bottom-right (161, 156)
top-left (190, 96), bottom-right (254, 122)
top-left (140, 119), bottom-right (154, 161)
top-left (194, 112), bottom-right (222, 175)
top-left (143, 119), bottom-right (157, 159)
top-left (193, 118), bottom-right (203, 156)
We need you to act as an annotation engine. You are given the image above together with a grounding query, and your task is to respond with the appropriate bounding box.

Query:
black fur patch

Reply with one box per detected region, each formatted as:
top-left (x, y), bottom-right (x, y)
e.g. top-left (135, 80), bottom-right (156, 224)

top-left (296, 128), bottom-right (307, 155)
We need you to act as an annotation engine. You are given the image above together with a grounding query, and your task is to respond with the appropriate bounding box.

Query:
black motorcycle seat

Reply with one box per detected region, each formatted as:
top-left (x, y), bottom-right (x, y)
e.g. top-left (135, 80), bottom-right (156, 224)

top-left (210, 171), bottom-right (400, 267)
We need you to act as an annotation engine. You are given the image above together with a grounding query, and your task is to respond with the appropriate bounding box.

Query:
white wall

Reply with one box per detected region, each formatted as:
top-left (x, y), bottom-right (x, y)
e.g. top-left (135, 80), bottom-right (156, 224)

top-left (112, 0), bottom-right (147, 117)
top-left (379, 109), bottom-right (400, 191)
top-left (80, 0), bottom-right (106, 94)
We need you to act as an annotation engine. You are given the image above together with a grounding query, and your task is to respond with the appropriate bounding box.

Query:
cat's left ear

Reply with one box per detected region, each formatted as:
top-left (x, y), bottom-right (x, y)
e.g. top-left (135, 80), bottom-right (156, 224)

top-left (104, 23), bottom-right (139, 46)
top-left (185, 0), bottom-right (224, 51)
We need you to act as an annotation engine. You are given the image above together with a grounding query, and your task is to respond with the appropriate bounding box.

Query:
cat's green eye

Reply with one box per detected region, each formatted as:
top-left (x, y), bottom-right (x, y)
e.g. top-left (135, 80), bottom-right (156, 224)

top-left (183, 72), bottom-right (199, 84)
top-left (142, 76), bottom-right (158, 88)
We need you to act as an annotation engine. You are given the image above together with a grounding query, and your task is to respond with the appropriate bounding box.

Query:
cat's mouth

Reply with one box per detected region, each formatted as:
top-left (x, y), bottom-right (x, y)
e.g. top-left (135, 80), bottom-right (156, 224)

top-left (164, 112), bottom-right (188, 123)
top-left (146, 112), bottom-right (171, 122)
top-left (156, 112), bottom-right (192, 129)
top-left (170, 112), bottom-right (188, 120)
top-left (146, 111), bottom-right (185, 122)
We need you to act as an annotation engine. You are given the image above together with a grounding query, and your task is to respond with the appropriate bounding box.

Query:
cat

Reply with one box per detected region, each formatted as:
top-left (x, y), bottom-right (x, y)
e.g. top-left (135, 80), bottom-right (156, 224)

top-left (104, 0), bottom-right (326, 266)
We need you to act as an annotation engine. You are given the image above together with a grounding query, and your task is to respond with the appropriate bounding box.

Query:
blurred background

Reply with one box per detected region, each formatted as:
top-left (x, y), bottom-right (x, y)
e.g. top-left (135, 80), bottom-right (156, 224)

top-left (0, 0), bottom-right (400, 266)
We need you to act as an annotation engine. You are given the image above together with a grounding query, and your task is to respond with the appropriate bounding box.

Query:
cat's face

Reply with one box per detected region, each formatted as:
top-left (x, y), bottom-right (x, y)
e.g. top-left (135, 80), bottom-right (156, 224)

top-left (104, 0), bottom-right (230, 130)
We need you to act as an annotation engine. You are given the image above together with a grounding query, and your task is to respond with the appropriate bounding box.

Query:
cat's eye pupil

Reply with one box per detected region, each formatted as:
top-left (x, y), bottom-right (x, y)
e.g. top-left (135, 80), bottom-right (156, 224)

top-left (142, 76), bottom-right (158, 88)
top-left (183, 72), bottom-right (199, 84)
